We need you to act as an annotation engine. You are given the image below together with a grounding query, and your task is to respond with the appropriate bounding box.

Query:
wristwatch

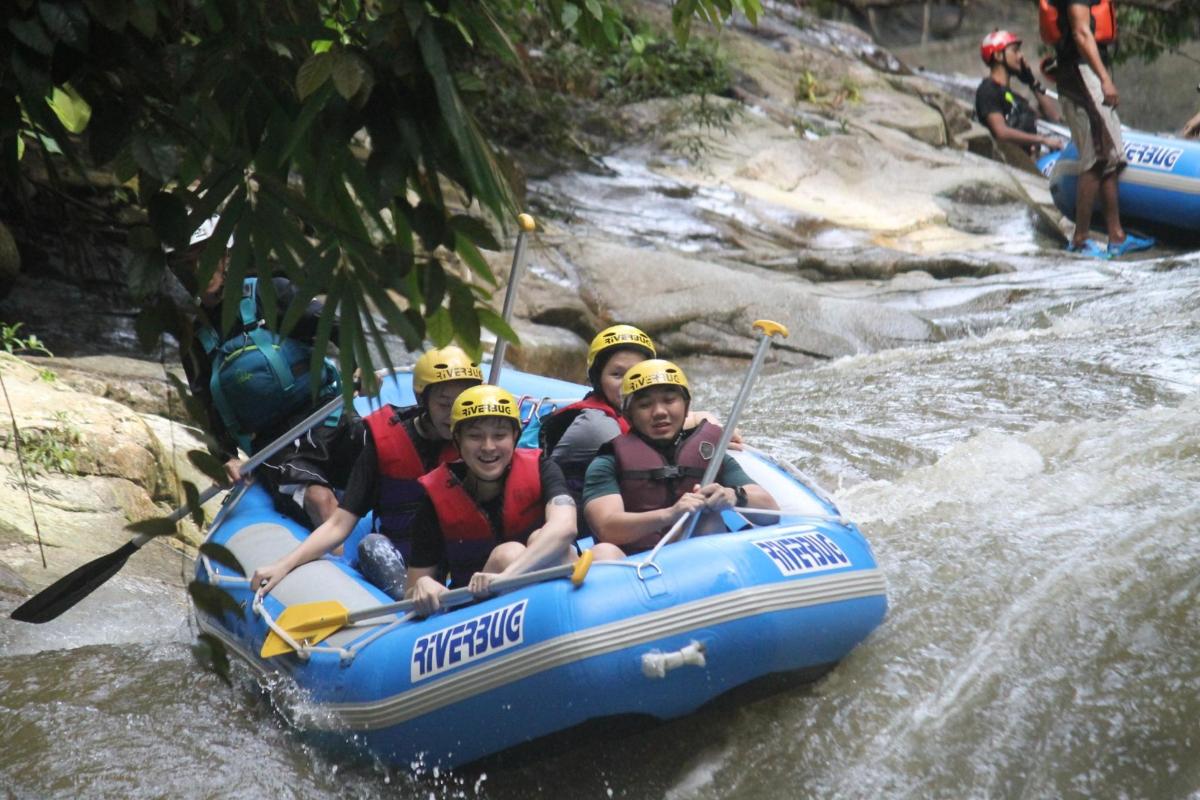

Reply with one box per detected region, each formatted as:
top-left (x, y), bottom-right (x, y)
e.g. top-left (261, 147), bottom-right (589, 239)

top-left (733, 485), bottom-right (748, 507)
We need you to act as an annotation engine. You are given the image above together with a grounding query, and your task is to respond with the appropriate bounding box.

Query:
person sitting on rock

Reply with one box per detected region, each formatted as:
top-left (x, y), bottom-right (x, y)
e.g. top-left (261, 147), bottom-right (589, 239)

top-left (539, 324), bottom-right (738, 534)
top-left (176, 216), bottom-right (363, 529)
top-left (250, 347), bottom-right (482, 599)
top-left (406, 385), bottom-right (585, 615)
top-left (975, 29), bottom-right (1064, 159)
top-left (582, 359), bottom-right (776, 557)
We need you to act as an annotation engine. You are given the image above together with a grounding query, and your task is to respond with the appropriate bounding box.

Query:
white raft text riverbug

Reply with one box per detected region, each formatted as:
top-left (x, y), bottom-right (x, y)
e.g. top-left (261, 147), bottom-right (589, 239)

top-left (410, 600), bottom-right (527, 682)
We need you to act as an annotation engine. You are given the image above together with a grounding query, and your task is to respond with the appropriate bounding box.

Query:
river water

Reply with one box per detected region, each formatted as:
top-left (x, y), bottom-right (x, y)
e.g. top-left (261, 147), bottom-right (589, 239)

top-left (4, 114), bottom-right (1200, 800)
top-left (3, 244), bottom-right (1197, 798)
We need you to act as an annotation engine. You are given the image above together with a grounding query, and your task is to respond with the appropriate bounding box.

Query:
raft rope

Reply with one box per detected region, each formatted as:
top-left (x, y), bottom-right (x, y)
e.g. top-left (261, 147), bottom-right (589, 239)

top-left (246, 587), bottom-right (416, 664)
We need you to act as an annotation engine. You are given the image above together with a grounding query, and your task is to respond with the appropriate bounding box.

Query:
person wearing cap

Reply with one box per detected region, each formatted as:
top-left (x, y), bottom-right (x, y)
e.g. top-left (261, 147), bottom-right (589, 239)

top-left (250, 347), bottom-right (482, 599)
top-left (540, 324), bottom-right (737, 517)
top-left (1049, 0), bottom-right (1155, 258)
top-left (175, 218), bottom-right (361, 529)
top-left (975, 30), bottom-right (1064, 158)
top-left (582, 360), bottom-right (776, 556)
top-left (405, 385), bottom-right (591, 615)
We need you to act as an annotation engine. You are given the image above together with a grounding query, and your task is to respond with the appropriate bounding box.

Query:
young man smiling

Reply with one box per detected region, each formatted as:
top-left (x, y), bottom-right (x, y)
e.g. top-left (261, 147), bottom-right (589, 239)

top-left (582, 359), bottom-right (776, 556)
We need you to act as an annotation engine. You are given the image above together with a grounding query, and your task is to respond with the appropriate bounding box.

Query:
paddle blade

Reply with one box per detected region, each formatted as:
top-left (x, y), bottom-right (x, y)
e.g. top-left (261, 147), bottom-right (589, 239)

top-left (9, 541), bottom-right (139, 623)
top-left (259, 600), bottom-right (351, 659)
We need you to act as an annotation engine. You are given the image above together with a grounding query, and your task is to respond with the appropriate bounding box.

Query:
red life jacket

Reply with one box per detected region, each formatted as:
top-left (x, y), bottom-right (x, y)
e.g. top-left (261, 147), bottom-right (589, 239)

top-left (364, 405), bottom-right (457, 557)
top-left (607, 421), bottom-right (724, 553)
top-left (539, 392), bottom-right (630, 502)
top-left (1040, 0), bottom-right (1116, 46)
top-left (417, 448), bottom-right (545, 587)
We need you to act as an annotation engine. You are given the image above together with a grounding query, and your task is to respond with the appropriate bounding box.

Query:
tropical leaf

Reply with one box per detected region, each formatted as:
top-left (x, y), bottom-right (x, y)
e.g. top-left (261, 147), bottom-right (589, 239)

top-left (198, 542), bottom-right (245, 575)
top-left (191, 631), bottom-right (233, 686)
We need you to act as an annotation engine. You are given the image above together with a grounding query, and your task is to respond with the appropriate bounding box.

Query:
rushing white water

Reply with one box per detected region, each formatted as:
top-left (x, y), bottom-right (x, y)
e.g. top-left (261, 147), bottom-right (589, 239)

top-left (2, 250), bottom-right (1198, 798)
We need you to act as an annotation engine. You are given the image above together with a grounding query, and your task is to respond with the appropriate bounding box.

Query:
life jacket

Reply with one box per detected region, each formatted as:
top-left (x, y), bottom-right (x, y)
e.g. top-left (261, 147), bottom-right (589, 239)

top-left (1040, 0), bottom-right (1116, 46)
top-left (537, 391), bottom-right (624, 472)
top-left (606, 420), bottom-right (724, 553)
top-left (196, 277), bottom-right (341, 454)
top-left (364, 404), bottom-right (458, 558)
top-left (418, 448), bottom-right (545, 587)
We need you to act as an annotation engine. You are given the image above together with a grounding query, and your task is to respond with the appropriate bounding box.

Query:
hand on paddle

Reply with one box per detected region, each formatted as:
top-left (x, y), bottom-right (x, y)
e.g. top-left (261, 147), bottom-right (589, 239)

top-left (468, 571), bottom-right (498, 598)
top-left (411, 575), bottom-right (449, 616)
top-left (224, 457), bottom-right (250, 485)
top-left (693, 483), bottom-right (737, 512)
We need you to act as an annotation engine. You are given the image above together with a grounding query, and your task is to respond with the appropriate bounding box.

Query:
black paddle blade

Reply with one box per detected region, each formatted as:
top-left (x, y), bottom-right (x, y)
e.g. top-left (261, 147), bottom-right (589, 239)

top-left (9, 540), bottom-right (140, 623)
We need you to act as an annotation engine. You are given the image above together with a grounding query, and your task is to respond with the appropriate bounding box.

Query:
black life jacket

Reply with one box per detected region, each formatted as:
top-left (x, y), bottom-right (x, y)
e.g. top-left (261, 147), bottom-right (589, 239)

top-left (605, 421), bottom-right (724, 553)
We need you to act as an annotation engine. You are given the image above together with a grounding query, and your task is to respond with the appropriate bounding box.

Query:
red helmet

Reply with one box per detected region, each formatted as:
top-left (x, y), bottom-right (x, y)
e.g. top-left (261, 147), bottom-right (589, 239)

top-left (980, 30), bottom-right (1020, 65)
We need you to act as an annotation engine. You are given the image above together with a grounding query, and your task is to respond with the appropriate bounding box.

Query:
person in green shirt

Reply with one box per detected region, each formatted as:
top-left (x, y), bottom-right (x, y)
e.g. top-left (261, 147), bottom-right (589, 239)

top-left (582, 359), bottom-right (776, 556)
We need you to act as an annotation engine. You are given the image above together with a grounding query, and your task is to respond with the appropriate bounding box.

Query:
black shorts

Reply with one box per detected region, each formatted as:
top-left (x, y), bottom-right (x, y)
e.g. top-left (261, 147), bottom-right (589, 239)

top-left (257, 411), bottom-right (366, 525)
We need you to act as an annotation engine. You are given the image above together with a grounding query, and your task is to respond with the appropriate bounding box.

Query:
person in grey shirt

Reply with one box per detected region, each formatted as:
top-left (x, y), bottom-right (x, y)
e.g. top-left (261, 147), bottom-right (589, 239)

top-left (540, 324), bottom-right (737, 537)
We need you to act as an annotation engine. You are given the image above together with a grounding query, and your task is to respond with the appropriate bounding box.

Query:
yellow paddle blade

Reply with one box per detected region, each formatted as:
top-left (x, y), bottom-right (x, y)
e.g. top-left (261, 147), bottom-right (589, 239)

top-left (259, 600), bottom-right (352, 659)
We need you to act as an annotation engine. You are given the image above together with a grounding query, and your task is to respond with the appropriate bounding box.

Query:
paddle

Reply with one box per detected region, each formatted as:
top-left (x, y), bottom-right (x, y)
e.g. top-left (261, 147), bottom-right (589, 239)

top-left (487, 213), bottom-right (536, 386)
top-left (10, 394), bottom-right (346, 624)
top-left (259, 548), bottom-right (594, 658)
top-left (644, 319), bottom-right (789, 561)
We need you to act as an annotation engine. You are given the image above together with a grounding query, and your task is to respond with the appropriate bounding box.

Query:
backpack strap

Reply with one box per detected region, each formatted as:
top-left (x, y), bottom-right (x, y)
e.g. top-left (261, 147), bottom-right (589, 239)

top-left (207, 359), bottom-right (252, 454)
top-left (239, 278), bottom-right (297, 394)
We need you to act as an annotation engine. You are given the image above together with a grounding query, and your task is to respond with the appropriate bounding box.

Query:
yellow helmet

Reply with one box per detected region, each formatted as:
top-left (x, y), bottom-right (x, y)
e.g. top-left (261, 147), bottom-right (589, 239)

top-left (451, 385), bottom-right (521, 432)
top-left (412, 346), bottom-right (483, 400)
top-left (620, 358), bottom-right (690, 409)
top-left (586, 324), bottom-right (655, 370)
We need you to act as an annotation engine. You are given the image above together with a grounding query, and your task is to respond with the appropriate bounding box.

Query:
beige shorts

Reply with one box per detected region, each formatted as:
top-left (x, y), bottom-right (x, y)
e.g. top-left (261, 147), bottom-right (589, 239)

top-left (1058, 62), bottom-right (1125, 176)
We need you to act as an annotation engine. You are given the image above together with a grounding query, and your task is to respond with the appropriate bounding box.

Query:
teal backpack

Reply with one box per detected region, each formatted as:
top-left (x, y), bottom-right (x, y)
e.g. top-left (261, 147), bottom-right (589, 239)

top-left (196, 278), bottom-right (342, 455)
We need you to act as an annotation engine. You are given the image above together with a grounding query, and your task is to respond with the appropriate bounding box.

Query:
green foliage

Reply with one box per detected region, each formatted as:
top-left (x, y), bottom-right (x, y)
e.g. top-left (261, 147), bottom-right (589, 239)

top-left (2, 411), bottom-right (80, 476)
top-left (0, 322), bottom-right (53, 356)
top-left (668, 93), bottom-right (743, 163)
top-left (1, 0), bottom-right (759, 392)
top-left (1111, 5), bottom-right (1200, 64)
top-left (463, 10), bottom-right (737, 159)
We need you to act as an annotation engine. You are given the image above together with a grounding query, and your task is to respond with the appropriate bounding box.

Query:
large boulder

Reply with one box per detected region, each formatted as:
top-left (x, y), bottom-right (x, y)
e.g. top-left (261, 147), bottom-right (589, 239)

top-left (559, 238), bottom-right (935, 363)
top-left (0, 353), bottom-right (221, 589)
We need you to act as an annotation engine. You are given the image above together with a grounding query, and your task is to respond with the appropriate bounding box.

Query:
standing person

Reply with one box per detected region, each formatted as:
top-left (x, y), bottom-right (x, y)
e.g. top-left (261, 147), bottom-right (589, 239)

top-left (975, 30), bottom-right (1064, 158)
top-left (250, 347), bottom-right (482, 599)
top-left (177, 217), bottom-right (361, 529)
top-left (582, 360), bottom-right (776, 557)
top-left (406, 385), bottom-right (584, 615)
top-left (1046, 0), bottom-right (1155, 258)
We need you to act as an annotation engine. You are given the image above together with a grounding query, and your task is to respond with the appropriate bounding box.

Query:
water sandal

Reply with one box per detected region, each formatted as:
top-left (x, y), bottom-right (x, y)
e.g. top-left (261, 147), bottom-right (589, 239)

top-left (1107, 233), bottom-right (1155, 257)
top-left (1065, 239), bottom-right (1111, 259)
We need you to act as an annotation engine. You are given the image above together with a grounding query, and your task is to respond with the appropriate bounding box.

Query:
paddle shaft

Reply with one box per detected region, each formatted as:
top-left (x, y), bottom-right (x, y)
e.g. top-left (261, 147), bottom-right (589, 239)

top-left (488, 214), bottom-right (536, 385)
top-left (345, 562), bottom-right (576, 625)
top-left (131, 394), bottom-right (345, 544)
top-left (677, 321), bottom-right (787, 545)
top-left (11, 393), bottom-right (347, 623)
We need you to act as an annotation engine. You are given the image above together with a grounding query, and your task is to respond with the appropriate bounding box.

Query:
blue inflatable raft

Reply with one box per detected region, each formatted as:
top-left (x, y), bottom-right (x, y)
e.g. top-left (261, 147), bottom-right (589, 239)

top-left (192, 367), bottom-right (888, 769)
top-left (1038, 124), bottom-right (1200, 241)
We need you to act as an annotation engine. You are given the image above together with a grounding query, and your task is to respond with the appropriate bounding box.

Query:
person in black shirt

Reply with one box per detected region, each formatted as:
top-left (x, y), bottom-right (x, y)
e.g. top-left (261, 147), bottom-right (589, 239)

top-left (250, 347), bottom-right (482, 598)
top-left (406, 385), bottom-right (579, 616)
top-left (975, 29), bottom-right (1063, 158)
